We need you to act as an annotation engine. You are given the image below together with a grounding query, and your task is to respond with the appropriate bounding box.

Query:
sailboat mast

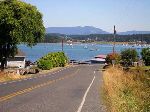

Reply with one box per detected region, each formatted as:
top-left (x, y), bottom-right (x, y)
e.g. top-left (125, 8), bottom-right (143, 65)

top-left (62, 38), bottom-right (64, 51)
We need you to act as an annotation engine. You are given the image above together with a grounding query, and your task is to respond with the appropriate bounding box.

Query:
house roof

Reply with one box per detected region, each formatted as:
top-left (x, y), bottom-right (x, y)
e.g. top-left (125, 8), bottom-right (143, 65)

top-left (15, 49), bottom-right (26, 57)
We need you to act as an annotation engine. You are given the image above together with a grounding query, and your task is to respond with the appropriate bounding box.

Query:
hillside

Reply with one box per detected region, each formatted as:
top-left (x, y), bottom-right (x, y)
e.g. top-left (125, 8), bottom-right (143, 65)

top-left (46, 26), bottom-right (109, 35)
top-left (46, 26), bottom-right (150, 35)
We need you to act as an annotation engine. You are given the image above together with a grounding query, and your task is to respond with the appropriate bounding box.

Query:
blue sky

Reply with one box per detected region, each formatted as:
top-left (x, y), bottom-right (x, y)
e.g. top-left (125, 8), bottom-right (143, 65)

top-left (23, 0), bottom-right (150, 32)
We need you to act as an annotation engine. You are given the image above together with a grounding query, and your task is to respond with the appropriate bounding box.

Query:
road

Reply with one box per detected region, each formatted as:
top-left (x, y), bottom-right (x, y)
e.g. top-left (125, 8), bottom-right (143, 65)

top-left (0, 64), bottom-right (106, 112)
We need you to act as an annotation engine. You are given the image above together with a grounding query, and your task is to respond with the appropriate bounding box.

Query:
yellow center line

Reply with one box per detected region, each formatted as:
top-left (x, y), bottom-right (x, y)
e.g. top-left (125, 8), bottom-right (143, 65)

top-left (0, 69), bottom-right (80, 102)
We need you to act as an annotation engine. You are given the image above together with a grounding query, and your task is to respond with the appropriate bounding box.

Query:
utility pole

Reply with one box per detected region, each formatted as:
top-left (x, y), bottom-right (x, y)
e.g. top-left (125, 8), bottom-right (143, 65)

top-left (141, 34), bottom-right (143, 47)
top-left (62, 38), bottom-right (64, 51)
top-left (113, 25), bottom-right (116, 53)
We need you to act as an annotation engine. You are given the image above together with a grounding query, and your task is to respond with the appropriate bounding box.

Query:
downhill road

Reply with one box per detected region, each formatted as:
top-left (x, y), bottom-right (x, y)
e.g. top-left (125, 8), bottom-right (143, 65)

top-left (0, 64), bottom-right (106, 112)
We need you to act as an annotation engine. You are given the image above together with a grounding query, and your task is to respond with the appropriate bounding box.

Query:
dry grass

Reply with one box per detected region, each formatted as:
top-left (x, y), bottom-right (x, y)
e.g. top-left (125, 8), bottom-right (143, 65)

top-left (102, 66), bottom-right (150, 112)
top-left (0, 71), bottom-right (26, 82)
top-left (0, 65), bottom-right (72, 83)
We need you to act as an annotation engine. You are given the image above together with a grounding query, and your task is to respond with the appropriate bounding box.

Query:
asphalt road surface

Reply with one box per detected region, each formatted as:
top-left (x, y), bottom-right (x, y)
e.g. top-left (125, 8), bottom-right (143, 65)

top-left (0, 64), bottom-right (106, 112)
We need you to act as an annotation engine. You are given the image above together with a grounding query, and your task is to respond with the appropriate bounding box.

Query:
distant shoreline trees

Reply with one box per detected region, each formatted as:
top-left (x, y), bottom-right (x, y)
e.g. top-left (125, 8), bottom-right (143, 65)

top-left (70, 34), bottom-right (150, 44)
top-left (42, 33), bottom-right (150, 44)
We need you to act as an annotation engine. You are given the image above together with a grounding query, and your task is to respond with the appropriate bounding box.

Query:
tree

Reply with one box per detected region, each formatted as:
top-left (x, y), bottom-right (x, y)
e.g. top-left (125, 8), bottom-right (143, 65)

top-left (0, 0), bottom-right (45, 69)
top-left (106, 53), bottom-right (121, 65)
top-left (120, 48), bottom-right (138, 67)
top-left (141, 48), bottom-right (150, 66)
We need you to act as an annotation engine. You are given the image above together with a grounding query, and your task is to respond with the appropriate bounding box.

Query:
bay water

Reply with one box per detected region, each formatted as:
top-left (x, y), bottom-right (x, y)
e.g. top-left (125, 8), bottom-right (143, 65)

top-left (18, 43), bottom-right (142, 62)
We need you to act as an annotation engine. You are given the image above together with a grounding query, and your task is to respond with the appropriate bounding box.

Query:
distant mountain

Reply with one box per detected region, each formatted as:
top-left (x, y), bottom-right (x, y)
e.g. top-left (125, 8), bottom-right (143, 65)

top-left (119, 31), bottom-right (150, 35)
top-left (46, 26), bottom-right (150, 35)
top-left (46, 26), bottom-right (109, 35)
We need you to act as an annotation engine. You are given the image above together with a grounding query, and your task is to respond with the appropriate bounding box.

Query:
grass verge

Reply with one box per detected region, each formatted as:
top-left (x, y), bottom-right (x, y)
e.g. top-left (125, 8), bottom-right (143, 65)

top-left (102, 66), bottom-right (150, 112)
top-left (0, 64), bottom-right (71, 83)
top-left (0, 71), bottom-right (26, 82)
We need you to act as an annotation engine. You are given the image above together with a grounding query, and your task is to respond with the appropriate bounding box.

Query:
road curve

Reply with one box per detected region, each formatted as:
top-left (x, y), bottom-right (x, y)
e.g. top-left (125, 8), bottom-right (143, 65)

top-left (0, 64), bottom-right (106, 112)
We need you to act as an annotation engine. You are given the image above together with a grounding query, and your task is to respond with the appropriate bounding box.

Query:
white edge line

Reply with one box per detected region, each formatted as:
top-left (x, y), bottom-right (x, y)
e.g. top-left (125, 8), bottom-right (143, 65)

top-left (76, 76), bottom-right (96, 112)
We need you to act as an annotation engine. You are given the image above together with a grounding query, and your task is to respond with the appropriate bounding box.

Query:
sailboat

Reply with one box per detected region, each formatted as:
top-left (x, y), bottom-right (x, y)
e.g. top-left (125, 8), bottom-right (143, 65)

top-left (83, 45), bottom-right (88, 49)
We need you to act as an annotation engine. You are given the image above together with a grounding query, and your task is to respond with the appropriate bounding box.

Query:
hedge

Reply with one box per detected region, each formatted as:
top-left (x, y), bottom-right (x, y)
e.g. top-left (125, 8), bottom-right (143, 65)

top-left (37, 52), bottom-right (68, 70)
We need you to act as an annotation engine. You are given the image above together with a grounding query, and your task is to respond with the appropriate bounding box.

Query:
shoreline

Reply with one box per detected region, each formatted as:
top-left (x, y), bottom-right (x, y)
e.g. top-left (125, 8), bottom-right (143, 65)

top-left (37, 42), bottom-right (150, 45)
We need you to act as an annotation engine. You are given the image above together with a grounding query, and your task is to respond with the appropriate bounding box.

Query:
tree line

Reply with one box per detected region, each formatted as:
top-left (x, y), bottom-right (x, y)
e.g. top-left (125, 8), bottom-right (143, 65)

top-left (70, 34), bottom-right (150, 43)
top-left (42, 34), bottom-right (150, 44)
top-left (41, 33), bottom-right (64, 43)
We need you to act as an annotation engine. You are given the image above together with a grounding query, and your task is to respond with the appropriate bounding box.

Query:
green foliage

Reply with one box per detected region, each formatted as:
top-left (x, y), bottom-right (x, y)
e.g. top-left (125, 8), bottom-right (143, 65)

top-left (42, 33), bottom-right (66, 43)
top-left (0, 0), bottom-right (45, 69)
top-left (106, 53), bottom-right (121, 64)
top-left (121, 49), bottom-right (138, 67)
top-left (141, 48), bottom-right (150, 66)
top-left (37, 60), bottom-right (53, 70)
top-left (37, 52), bottom-right (68, 70)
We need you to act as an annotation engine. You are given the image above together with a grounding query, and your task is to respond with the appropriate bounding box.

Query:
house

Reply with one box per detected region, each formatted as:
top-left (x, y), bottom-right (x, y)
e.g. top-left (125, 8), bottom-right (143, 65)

top-left (90, 54), bottom-right (107, 64)
top-left (7, 49), bottom-right (26, 68)
top-left (94, 55), bottom-right (107, 59)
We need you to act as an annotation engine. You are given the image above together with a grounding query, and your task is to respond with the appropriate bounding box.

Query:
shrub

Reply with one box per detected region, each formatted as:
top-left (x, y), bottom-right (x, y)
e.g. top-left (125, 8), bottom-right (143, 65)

top-left (106, 53), bottom-right (121, 65)
top-left (121, 48), bottom-right (138, 67)
top-left (141, 48), bottom-right (150, 66)
top-left (37, 52), bottom-right (68, 70)
top-left (37, 60), bottom-right (53, 70)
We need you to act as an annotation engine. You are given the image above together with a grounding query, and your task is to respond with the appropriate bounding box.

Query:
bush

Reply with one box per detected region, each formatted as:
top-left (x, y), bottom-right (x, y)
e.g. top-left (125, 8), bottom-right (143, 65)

top-left (37, 60), bottom-right (53, 70)
top-left (37, 52), bottom-right (68, 70)
top-left (106, 53), bottom-right (121, 65)
top-left (141, 48), bottom-right (150, 66)
top-left (121, 48), bottom-right (138, 67)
